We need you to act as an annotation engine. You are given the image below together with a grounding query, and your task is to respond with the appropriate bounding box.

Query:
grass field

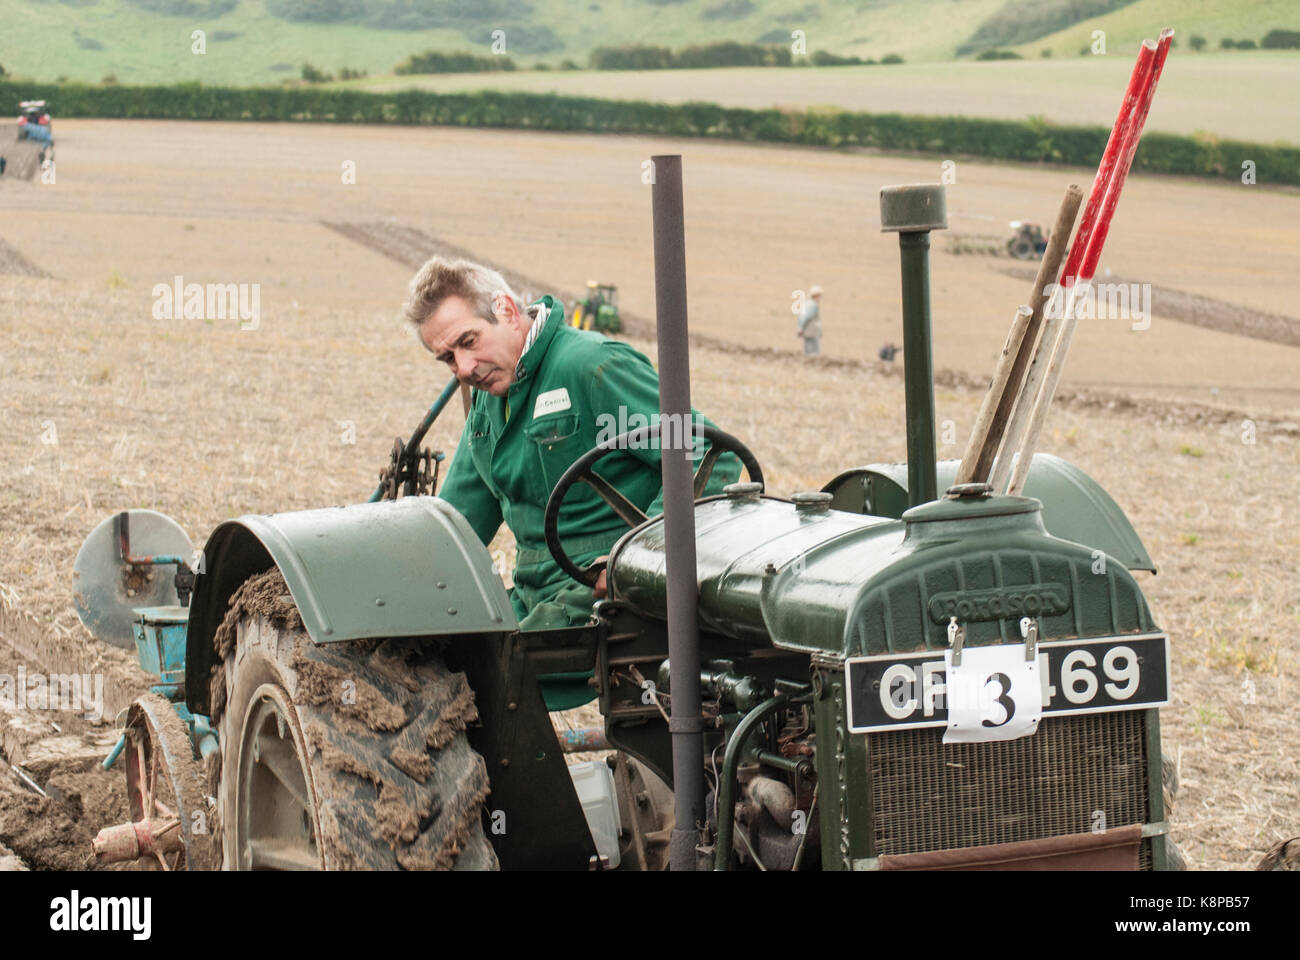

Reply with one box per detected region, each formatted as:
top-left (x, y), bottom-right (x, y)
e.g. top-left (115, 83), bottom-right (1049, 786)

top-left (346, 50), bottom-right (1300, 145)
top-left (1, 0), bottom-right (1296, 88)
top-left (1, 118), bottom-right (1298, 869)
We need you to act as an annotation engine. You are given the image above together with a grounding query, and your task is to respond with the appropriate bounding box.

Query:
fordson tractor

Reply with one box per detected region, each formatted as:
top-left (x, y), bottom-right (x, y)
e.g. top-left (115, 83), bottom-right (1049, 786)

top-left (82, 165), bottom-right (1176, 872)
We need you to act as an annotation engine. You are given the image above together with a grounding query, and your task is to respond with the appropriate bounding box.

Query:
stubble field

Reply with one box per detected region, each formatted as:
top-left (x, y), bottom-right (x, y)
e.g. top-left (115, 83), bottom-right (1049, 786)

top-left (1, 118), bottom-right (1298, 870)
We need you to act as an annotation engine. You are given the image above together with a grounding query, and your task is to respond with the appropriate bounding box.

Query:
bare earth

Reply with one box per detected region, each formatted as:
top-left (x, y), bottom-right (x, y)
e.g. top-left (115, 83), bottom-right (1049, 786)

top-left (1, 119), bottom-right (1297, 870)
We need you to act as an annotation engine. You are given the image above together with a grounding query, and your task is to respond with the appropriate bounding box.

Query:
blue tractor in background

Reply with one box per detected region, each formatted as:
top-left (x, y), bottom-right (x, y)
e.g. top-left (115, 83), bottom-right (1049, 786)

top-left (1, 100), bottom-right (53, 179)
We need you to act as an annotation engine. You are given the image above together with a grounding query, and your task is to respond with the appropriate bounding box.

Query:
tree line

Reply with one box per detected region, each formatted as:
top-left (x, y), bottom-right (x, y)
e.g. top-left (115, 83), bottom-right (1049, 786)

top-left (2, 81), bottom-right (1293, 186)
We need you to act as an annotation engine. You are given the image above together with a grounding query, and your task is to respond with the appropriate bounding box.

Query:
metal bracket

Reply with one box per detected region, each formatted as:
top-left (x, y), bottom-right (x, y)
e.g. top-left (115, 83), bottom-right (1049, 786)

top-left (1019, 616), bottom-right (1039, 662)
top-left (947, 616), bottom-right (966, 667)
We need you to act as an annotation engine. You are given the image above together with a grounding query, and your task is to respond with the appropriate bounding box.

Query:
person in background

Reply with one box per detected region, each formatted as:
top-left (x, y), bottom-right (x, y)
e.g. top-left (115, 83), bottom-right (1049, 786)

top-left (796, 285), bottom-right (822, 356)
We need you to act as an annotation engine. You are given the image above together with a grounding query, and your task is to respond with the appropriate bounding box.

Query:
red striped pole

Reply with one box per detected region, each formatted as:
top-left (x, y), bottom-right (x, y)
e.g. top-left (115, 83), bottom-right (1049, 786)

top-left (1004, 29), bottom-right (1174, 496)
top-left (1077, 28), bottom-right (1174, 281)
top-left (1059, 38), bottom-right (1158, 288)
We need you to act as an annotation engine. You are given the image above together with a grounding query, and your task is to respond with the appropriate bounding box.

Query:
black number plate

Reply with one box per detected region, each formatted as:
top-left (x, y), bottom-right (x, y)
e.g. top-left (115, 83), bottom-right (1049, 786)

top-left (845, 633), bottom-right (1170, 734)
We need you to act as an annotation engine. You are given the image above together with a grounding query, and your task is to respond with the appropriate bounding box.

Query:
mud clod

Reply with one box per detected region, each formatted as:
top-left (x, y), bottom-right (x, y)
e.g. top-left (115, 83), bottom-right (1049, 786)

top-left (375, 782), bottom-right (428, 848)
top-left (209, 569), bottom-right (304, 724)
top-left (0, 766), bottom-right (131, 871)
top-left (212, 569), bottom-right (303, 664)
top-left (291, 650), bottom-right (407, 732)
top-left (311, 735), bottom-right (383, 788)
top-left (395, 758), bottom-right (491, 871)
top-left (208, 668), bottom-right (227, 725)
top-left (425, 673), bottom-right (480, 751)
top-left (389, 746), bottom-right (434, 783)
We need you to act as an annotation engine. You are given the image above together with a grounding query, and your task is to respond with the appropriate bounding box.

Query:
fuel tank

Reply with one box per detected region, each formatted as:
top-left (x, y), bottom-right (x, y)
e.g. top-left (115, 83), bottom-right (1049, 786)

top-left (606, 485), bottom-right (1156, 656)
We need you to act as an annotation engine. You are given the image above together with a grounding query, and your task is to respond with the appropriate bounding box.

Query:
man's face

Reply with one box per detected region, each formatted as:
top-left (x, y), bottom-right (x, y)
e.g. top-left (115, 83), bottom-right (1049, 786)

top-left (419, 294), bottom-right (527, 397)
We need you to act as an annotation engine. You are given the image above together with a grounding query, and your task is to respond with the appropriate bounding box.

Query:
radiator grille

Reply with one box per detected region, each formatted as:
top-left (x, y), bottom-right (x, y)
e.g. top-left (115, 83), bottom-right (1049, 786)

top-left (869, 711), bottom-right (1150, 861)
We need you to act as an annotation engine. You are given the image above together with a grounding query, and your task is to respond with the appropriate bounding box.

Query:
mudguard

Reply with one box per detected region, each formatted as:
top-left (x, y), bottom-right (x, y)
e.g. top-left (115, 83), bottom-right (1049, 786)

top-left (822, 454), bottom-right (1155, 573)
top-left (184, 497), bottom-right (516, 713)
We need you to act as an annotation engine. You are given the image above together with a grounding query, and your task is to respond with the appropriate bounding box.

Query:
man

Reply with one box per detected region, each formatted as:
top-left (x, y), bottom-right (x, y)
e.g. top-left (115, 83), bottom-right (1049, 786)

top-left (796, 285), bottom-right (823, 356)
top-left (405, 256), bottom-right (740, 632)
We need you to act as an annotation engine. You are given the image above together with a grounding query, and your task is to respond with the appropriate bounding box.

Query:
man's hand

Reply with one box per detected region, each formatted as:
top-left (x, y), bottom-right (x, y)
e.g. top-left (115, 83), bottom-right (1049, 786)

top-left (594, 557), bottom-right (609, 599)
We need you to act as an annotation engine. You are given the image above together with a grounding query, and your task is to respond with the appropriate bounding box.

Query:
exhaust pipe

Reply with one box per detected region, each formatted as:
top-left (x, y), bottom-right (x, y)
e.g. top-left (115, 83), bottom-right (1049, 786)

top-left (880, 184), bottom-right (947, 506)
top-left (649, 154), bottom-right (707, 871)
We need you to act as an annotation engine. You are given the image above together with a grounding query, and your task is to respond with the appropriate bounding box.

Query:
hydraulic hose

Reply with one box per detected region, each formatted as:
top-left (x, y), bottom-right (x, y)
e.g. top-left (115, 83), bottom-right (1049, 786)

top-left (714, 693), bottom-right (788, 871)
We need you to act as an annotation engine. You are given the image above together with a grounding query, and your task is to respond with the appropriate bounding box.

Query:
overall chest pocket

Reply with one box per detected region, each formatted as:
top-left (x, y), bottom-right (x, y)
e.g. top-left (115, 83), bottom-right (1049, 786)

top-left (464, 423), bottom-right (502, 498)
top-left (524, 412), bottom-right (585, 494)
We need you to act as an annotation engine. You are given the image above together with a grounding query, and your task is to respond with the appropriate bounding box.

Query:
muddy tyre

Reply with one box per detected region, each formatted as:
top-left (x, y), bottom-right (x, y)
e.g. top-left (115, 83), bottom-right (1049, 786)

top-left (210, 570), bottom-right (497, 871)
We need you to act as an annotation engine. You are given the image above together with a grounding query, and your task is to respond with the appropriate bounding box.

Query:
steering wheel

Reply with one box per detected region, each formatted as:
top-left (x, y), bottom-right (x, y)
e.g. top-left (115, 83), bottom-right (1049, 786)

top-left (543, 422), bottom-right (765, 587)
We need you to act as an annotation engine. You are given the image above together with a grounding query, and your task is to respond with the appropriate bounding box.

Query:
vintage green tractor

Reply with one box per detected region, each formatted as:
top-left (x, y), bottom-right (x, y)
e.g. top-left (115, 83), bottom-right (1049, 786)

top-left (86, 172), bottom-right (1175, 872)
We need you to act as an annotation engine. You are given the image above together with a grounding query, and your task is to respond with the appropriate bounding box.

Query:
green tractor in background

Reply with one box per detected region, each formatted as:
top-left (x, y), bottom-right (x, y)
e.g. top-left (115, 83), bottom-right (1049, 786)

top-left (571, 281), bottom-right (621, 334)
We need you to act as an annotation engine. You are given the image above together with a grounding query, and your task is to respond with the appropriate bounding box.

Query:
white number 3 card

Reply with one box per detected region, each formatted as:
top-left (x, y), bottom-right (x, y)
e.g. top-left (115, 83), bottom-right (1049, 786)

top-left (943, 644), bottom-right (1043, 744)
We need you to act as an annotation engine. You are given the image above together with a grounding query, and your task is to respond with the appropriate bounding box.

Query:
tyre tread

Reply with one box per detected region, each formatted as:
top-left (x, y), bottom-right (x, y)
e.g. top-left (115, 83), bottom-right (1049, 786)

top-left (212, 569), bottom-right (496, 871)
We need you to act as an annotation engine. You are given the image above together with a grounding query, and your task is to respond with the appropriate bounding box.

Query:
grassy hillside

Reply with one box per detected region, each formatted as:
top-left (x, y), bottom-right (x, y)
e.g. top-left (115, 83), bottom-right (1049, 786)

top-left (1, 0), bottom-right (1296, 86)
top-left (1008, 0), bottom-right (1300, 58)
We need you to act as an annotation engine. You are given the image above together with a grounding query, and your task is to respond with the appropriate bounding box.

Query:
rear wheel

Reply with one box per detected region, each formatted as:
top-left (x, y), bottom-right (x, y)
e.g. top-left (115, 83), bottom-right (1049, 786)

top-left (210, 569), bottom-right (497, 870)
top-left (1009, 237), bottom-right (1036, 259)
top-left (3, 141), bottom-right (43, 180)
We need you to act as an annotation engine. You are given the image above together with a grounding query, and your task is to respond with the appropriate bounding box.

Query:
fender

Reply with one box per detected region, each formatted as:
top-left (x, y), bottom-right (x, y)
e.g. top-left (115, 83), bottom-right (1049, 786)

top-left (184, 497), bottom-right (516, 713)
top-left (822, 454), bottom-right (1156, 573)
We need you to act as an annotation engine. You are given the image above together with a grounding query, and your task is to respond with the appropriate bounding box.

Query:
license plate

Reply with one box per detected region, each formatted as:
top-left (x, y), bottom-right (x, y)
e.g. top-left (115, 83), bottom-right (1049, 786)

top-left (845, 632), bottom-right (1170, 734)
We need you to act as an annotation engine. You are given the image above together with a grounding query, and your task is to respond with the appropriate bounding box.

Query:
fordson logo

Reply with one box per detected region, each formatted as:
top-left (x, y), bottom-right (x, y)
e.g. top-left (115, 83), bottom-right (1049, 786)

top-left (927, 583), bottom-right (1070, 623)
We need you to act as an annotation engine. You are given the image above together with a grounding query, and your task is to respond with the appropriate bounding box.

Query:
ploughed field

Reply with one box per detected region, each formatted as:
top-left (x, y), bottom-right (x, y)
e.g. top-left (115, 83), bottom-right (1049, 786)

top-left (1, 119), bottom-right (1298, 870)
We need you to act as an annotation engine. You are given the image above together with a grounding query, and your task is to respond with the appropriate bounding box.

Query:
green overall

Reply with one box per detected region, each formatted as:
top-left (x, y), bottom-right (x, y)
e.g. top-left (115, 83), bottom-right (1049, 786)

top-left (438, 296), bottom-right (741, 660)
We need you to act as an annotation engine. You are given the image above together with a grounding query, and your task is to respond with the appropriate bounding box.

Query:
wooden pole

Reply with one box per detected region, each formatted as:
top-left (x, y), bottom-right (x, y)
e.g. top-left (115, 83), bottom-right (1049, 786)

top-left (954, 305), bottom-right (1032, 485)
top-left (989, 307), bottom-right (1065, 492)
top-left (957, 183), bottom-right (1082, 486)
top-left (1006, 31), bottom-right (1173, 496)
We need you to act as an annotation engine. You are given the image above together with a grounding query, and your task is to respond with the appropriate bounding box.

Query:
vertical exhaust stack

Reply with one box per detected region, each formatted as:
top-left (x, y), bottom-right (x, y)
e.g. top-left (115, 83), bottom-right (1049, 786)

top-left (649, 155), bottom-right (706, 871)
top-left (880, 184), bottom-right (947, 507)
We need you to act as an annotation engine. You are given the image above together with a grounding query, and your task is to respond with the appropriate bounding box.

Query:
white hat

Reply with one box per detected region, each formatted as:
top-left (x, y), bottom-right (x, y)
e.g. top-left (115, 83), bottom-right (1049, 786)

top-left (809, 285), bottom-right (823, 297)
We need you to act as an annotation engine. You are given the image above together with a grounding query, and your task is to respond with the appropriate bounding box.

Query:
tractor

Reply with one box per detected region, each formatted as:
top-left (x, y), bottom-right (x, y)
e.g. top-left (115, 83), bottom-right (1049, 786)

top-left (1007, 220), bottom-right (1048, 260)
top-left (1, 100), bottom-right (53, 179)
top-left (81, 171), bottom-right (1178, 872)
top-left (570, 281), bottom-right (621, 334)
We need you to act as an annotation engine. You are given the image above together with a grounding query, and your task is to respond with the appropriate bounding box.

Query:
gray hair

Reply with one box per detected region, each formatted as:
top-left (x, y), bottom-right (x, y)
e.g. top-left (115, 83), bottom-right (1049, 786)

top-left (402, 256), bottom-right (525, 328)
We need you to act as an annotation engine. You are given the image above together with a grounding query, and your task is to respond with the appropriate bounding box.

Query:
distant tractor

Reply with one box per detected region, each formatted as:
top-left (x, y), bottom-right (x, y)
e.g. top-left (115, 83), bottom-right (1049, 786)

top-left (571, 281), bottom-right (621, 333)
top-left (1, 100), bottom-right (54, 179)
top-left (1007, 220), bottom-right (1048, 260)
